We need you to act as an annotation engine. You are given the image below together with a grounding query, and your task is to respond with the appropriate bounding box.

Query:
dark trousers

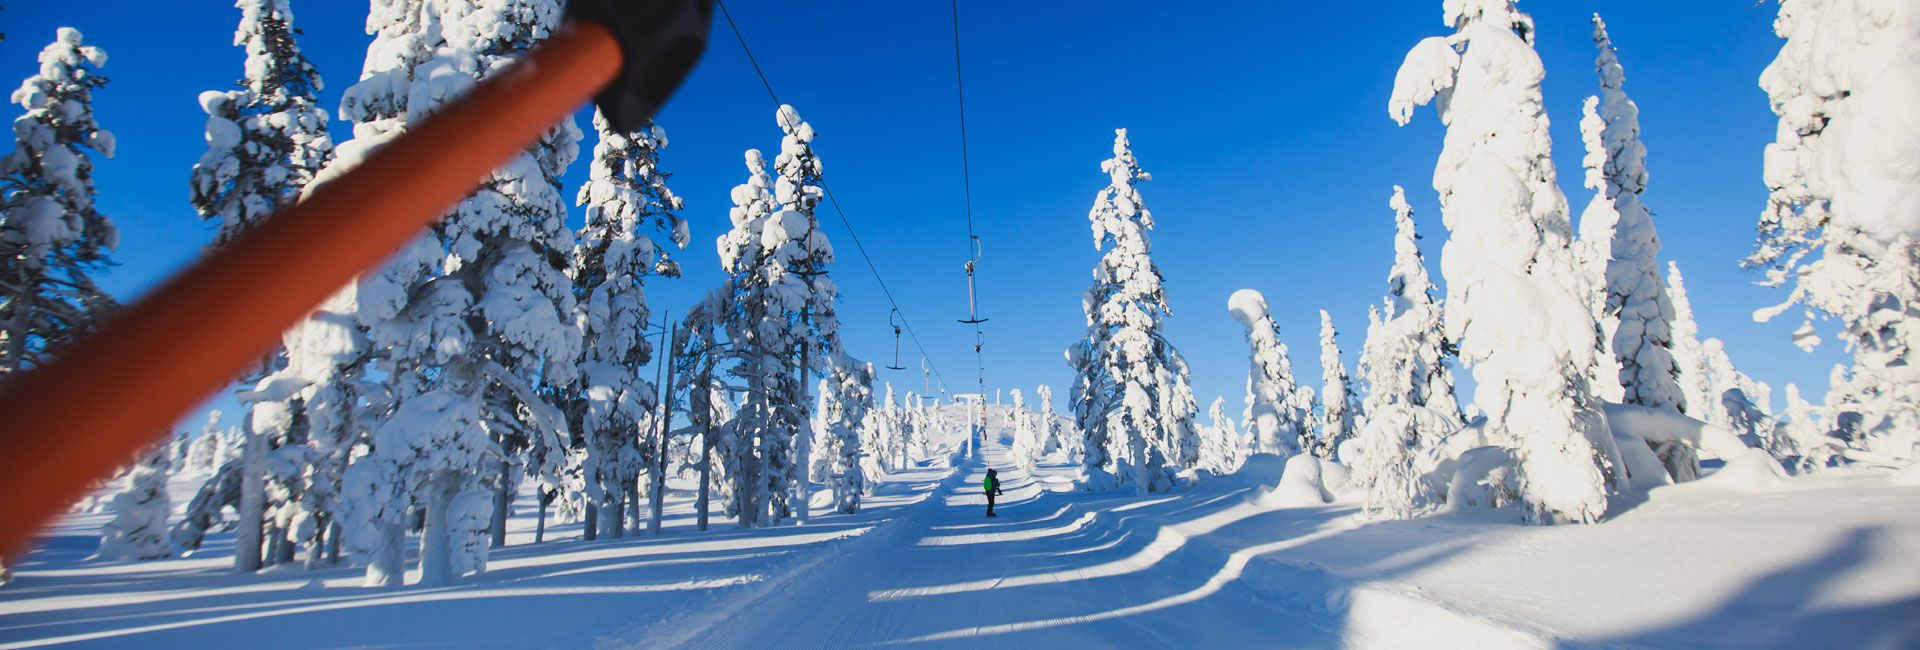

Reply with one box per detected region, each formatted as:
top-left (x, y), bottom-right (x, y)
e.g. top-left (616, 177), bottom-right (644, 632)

top-left (986, 492), bottom-right (997, 515)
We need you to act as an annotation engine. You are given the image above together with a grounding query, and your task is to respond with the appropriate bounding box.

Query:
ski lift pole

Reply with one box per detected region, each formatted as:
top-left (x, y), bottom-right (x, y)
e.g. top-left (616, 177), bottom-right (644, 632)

top-left (0, 0), bottom-right (715, 556)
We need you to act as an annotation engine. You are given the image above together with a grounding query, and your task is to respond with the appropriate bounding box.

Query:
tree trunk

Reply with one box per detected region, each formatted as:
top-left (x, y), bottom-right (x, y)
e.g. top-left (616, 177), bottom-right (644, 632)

top-left (418, 475), bottom-right (459, 588)
top-left (584, 498), bottom-right (598, 541)
top-left (325, 520), bottom-right (343, 565)
top-left (650, 324), bottom-right (677, 536)
top-left (305, 514), bottom-right (327, 570)
top-left (490, 461), bottom-right (510, 549)
top-left (535, 490), bottom-right (551, 544)
top-left (362, 519), bottom-right (403, 587)
top-left (696, 423), bottom-right (712, 532)
top-left (233, 415), bottom-right (266, 573)
top-left (795, 330), bottom-right (811, 526)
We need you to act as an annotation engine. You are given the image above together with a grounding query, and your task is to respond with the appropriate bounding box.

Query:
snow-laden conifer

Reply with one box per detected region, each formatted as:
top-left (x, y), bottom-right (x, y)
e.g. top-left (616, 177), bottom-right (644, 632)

top-left (190, 0), bottom-right (332, 249)
top-left (1390, 0), bottom-right (1616, 523)
top-left (1197, 396), bottom-right (1242, 475)
top-left (1066, 129), bottom-right (1198, 494)
top-left (821, 357), bottom-right (873, 513)
top-left (1227, 289), bottom-right (1312, 457)
top-left (1750, 0), bottom-right (1920, 466)
top-left (0, 28), bottom-right (116, 378)
top-left (1318, 310), bottom-right (1360, 459)
top-left (573, 108), bottom-right (686, 538)
top-left (338, 0), bottom-right (580, 586)
top-left (96, 444), bottom-right (172, 561)
top-left (1008, 388), bottom-right (1036, 472)
top-left (1036, 384), bottom-right (1062, 457)
top-left (1573, 15), bottom-right (1694, 483)
top-left (1352, 187), bottom-right (1463, 519)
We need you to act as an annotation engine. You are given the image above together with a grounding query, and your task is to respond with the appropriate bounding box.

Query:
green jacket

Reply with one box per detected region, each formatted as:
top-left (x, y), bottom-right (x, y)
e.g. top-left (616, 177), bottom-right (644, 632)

top-left (983, 476), bottom-right (998, 494)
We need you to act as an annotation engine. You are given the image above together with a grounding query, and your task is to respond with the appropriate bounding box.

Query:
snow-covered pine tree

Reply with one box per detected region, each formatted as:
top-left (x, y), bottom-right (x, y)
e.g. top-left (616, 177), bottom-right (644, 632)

top-left (1664, 261), bottom-right (1713, 416)
top-left (1227, 289), bottom-right (1312, 458)
top-left (772, 104), bottom-right (838, 525)
top-left (714, 148), bottom-right (802, 528)
top-left (96, 443), bottom-right (173, 561)
top-left (186, 412), bottom-right (225, 476)
top-left (572, 107), bottom-right (686, 540)
top-left (1750, 0), bottom-right (1920, 467)
top-left (821, 356), bottom-right (873, 513)
top-left (1390, 0), bottom-right (1617, 523)
top-left (1776, 382), bottom-right (1841, 472)
top-left (1066, 129), bottom-right (1198, 494)
top-left (338, 0), bottom-right (581, 587)
top-left (1036, 384), bottom-right (1061, 456)
top-left (1317, 310), bottom-right (1360, 460)
top-left (1574, 14), bottom-right (1694, 482)
top-left (1198, 396), bottom-right (1242, 475)
top-left (1008, 388), bottom-right (1036, 471)
top-left (190, 0), bottom-right (332, 249)
top-left (0, 28), bottom-right (116, 379)
top-left (711, 105), bottom-right (837, 527)
top-left (881, 382), bottom-right (903, 470)
top-left (1352, 186), bottom-right (1465, 519)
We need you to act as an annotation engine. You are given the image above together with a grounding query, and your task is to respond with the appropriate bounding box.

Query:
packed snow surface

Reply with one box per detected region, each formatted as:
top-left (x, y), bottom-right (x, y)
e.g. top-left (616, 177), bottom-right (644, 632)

top-left (2, 424), bottom-right (1918, 648)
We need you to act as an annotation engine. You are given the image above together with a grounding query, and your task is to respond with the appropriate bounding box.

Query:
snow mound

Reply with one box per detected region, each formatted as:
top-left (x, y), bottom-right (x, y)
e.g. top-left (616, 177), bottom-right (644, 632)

top-left (1892, 461), bottom-right (1920, 487)
top-left (1696, 448), bottom-right (1788, 492)
top-left (1262, 455), bottom-right (1334, 507)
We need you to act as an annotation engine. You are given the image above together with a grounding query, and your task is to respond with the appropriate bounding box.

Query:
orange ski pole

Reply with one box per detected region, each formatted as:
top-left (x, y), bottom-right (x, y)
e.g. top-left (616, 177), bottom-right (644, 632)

top-left (0, 0), bottom-right (710, 556)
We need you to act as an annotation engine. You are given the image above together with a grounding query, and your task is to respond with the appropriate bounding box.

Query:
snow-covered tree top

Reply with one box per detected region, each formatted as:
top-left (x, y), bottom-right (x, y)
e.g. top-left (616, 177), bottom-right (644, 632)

top-left (1089, 128), bottom-right (1153, 246)
top-left (1385, 185), bottom-right (1437, 317)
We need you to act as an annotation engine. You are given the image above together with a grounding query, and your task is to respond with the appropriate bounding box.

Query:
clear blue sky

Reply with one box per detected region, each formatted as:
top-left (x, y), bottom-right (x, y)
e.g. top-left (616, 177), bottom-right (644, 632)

top-left (2, 1), bottom-right (1840, 432)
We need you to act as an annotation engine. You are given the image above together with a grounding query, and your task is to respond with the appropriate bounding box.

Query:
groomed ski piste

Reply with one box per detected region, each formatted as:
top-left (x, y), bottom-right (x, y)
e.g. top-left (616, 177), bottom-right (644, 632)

top-left (3, 406), bottom-right (1917, 649)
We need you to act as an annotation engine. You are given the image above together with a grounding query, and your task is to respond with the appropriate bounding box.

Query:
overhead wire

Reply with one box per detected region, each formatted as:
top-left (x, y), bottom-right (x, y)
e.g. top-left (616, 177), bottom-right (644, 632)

top-left (716, 0), bottom-right (952, 394)
top-left (950, 0), bottom-right (989, 403)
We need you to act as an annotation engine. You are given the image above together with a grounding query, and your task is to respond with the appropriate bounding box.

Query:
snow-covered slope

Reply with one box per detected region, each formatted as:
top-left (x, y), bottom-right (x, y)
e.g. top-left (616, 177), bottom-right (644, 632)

top-left (3, 434), bottom-right (1917, 648)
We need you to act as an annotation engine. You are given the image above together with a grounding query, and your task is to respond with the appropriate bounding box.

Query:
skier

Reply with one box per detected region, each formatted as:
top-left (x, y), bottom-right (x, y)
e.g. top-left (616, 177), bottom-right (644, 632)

top-left (983, 468), bottom-right (1005, 517)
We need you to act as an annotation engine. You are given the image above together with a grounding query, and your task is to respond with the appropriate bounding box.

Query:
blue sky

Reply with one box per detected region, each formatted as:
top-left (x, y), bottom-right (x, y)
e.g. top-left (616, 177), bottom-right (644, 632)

top-left (2, 1), bottom-right (1840, 431)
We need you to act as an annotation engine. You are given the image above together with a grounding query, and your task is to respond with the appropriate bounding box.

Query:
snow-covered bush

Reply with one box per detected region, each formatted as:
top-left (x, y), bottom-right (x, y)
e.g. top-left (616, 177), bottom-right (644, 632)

top-left (96, 445), bottom-right (172, 561)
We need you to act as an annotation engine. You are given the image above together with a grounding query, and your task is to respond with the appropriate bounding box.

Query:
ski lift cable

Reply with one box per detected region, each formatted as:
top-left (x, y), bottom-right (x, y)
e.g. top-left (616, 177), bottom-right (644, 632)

top-left (717, 0), bottom-right (951, 390)
top-left (952, 0), bottom-right (989, 410)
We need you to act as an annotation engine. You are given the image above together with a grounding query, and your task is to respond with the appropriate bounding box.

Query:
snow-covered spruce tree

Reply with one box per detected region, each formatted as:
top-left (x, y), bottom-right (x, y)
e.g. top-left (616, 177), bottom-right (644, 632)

top-left (338, 0), bottom-right (581, 587)
top-left (190, 0), bottom-right (333, 250)
top-left (1574, 14), bottom-right (1694, 482)
top-left (572, 108), bottom-right (686, 539)
top-left (187, 1), bottom-right (344, 566)
top-left (185, 410), bottom-right (225, 476)
top-left (1352, 186), bottom-right (1464, 519)
top-left (1777, 382), bottom-right (1842, 472)
top-left (1317, 309), bottom-right (1360, 459)
top-left (1227, 289), bottom-right (1311, 458)
top-left (1008, 388), bottom-right (1036, 471)
top-left (1036, 384), bottom-right (1062, 456)
top-left (822, 356), bottom-right (873, 513)
top-left (772, 104), bottom-right (839, 524)
top-left (714, 150), bottom-right (804, 528)
top-left (1664, 262), bottom-right (1713, 417)
top-left (1066, 129), bottom-right (1198, 494)
top-left (880, 382), bottom-right (903, 470)
top-left (1750, 0), bottom-right (1920, 467)
top-left (1198, 396), bottom-right (1242, 475)
top-left (95, 444), bottom-right (173, 560)
top-left (0, 28), bottom-right (116, 379)
top-left (1390, 0), bottom-right (1617, 523)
